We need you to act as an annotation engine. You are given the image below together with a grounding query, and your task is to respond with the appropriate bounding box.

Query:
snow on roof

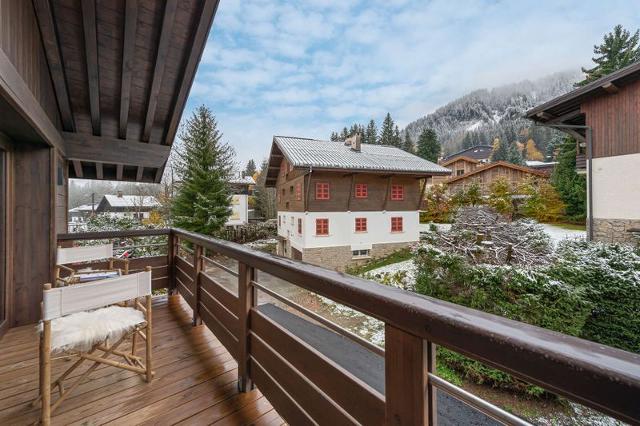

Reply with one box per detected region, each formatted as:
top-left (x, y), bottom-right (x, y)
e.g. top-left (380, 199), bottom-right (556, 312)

top-left (228, 176), bottom-right (256, 185)
top-left (525, 160), bottom-right (558, 167)
top-left (102, 195), bottom-right (160, 208)
top-left (272, 136), bottom-right (451, 174)
top-left (69, 203), bottom-right (98, 213)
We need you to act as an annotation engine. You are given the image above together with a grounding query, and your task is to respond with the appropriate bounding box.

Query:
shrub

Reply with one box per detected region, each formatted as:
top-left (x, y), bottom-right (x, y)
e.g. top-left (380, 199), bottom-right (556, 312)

top-left (487, 176), bottom-right (514, 217)
top-left (517, 178), bottom-right (566, 222)
top-left (421, 184), bottom-right (452, 222)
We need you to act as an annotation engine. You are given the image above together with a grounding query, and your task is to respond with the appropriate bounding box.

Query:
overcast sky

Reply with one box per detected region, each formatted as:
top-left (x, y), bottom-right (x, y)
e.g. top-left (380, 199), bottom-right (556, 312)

top-left (183, 0), bottom-right (640, 170)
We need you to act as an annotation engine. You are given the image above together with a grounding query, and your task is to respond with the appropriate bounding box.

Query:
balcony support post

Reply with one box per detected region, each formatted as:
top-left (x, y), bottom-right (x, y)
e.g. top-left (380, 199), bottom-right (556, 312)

top-left (192, 244), bottom-right (203, 326)
top-left (385, 324), bottom-right (435, 425)
top-left (167, 232), bottom-right (178, 295)
top-left (237, 262), bottom-right (256, 392)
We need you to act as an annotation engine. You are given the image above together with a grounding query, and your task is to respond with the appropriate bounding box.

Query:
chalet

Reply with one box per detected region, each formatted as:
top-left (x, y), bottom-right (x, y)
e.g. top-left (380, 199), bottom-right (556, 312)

top-left (527, 61), bottom-right (640, 243)
top-left (95, 192), bottom-right (160, 220)
top-left (265, 135), bottom-right (451, 270)
top-left (431, 155), bottom-right (480, 185)
top-left (446, 161), bottom-right (548, 195)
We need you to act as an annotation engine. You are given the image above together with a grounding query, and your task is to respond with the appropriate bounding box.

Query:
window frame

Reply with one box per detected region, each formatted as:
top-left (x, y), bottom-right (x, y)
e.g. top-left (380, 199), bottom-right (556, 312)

top-left (315, 218), bottom-right (329, 236)
top-left (355, 217), bottom-right (367, 232)
top-left (354, 183), bottom-right (368, 198)
top-left (315, 182), bottom-right (330, 200)
top-left (297, 218), bottom-right (302, 234)
top-left (390, 184), bottom-right (404, 201)
top-left (295, 183), bottom-right (302, 200)
top-left (391, 216), bottom-right (403, 232)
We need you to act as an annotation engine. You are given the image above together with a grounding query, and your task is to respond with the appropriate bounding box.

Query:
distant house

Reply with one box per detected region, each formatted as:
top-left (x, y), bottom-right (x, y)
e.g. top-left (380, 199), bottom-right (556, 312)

top-left (524, 160), bottom-right (557, 175)
top-left (265, 135), bottom-right (450, 270)
top-left (95, 192), bottom-right (160, 220)
top-left (68, 203), bottom-right (97, 223)
top-left (431, 156), bottom-right (481, 186)
top-left (227, 176), bottom-right (256, 226)
top-left (441, 145), bottom-right (493, 163)
top-left (527, 61), bottom-right (640, 243)
top-left (446, 161), bottom-right (548, 195)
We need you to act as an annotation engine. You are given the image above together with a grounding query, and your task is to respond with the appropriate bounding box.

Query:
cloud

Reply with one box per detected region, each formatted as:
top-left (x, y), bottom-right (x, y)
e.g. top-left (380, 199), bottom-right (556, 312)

top-left (184, 0), bottom-right (640, 168)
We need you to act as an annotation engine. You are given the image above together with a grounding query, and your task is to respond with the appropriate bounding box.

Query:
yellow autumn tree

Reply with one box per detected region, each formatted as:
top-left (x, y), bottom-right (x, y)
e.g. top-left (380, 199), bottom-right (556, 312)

top-left (524, 139), bottom-right (544, 161)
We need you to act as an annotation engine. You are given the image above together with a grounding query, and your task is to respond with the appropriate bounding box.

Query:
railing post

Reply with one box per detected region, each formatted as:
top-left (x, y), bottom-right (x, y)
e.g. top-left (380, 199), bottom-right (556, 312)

top-left (192, 244), bottom-right (203, 326)
top-left (385, 324), bottom-right (434, 425)
top-left (237, 261), bottom-right (256, 392)
top-left (167, 232), bottom-right (178, 295)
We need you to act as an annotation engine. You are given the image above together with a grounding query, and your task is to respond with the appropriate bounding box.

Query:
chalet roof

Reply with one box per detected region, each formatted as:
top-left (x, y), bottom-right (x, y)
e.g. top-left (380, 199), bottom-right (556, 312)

top-left (526, 60), bottom-right (640, 130)
top-left (440, 156), bottom-right (480, 167)
top-left (228, 176), bottom-right (256, 186)
top-left (101, 195), bottom-right (160, 209)
top-left (68, 203), bottom-right (98, 213)
top-left (265, 136), bottom-right (451, 186)
top-left (525, 160), bottom-right (558, 168)
top-left (442, 145), bottom-right (493, 162)
top-left (446, 161), bottom-right (548, 184)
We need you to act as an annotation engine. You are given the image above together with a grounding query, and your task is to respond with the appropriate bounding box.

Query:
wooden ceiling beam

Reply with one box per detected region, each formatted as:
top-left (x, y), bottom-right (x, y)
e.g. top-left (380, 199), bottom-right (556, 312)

top-left (116, 164), bottom-right (123, 181)
top-left (119, 0), bottom-right (138, 139)
top-left (163, 0), bottom-right (220, 146)
top-left (142, 0), bottom-right (178, 142)
top-left (136, 166), bottom-right (144, 182)
top-left (96, 162), bottom-right (103, 180)
top-left (33, 0), bottom-right (75, 132)
top-left (81, 0), bottom-right (101, 135)
top-left (154, 166), bottom-right (165, 183)
top-left (63, 132), bottom-right (171, 168)
top-left (72, 160), bottom-right (83, 178)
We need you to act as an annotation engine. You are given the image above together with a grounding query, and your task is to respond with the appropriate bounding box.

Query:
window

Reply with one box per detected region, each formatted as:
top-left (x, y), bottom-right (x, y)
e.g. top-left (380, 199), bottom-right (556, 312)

top-left (298, 218), bottom-right (302, 234)
top-left (391, 184), bottom-right (404, 200)
top-left (290, 216), bottom-right (294, 226)
top-left (316, 218), bottom-right (329, 235)
top-left (281, 188), bottom-right (285, 197)
top-left (391, 217), bottom-right (403, 232)
top-left (315, 182), bottom-right (330, 200)
top-left (290, 185), bottom-right (294, 194)
top-left (355, 183), bottom-right (368, 198)
top-left (352, 249), bottom-right (370, 258)
top-left (286, 201), bottom-right (290, 209)
top-left (295, 183), bottom-right (302, 200)
top-left (355, 217), bottom-right (367, 232)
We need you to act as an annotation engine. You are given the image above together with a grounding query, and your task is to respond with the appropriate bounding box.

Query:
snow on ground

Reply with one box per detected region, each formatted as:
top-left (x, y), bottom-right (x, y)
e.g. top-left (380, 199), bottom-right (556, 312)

top-left (244, 238), bottom-right (278, 249)
top-left (539, 223), bottom-right (586, 245)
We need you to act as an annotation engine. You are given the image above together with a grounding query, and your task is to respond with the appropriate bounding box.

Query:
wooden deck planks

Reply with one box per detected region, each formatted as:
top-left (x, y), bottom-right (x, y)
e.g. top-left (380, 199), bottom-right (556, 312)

top-left (0, 295), bottom-right (283, 425)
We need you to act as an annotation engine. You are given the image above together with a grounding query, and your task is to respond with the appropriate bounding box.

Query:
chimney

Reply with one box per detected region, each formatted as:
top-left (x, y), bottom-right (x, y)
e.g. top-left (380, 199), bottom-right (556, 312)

top-left (346, 133), bottom-right (362, 152)
top-left (117, 190), bottom-right (123, 198)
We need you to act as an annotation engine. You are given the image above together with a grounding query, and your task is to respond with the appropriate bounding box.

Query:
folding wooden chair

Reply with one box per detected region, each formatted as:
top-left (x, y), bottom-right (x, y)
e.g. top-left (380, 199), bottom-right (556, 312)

top-left (56, 243), bottom-right (129, 286)
top-left (37, 267), bottom-right (153, 425)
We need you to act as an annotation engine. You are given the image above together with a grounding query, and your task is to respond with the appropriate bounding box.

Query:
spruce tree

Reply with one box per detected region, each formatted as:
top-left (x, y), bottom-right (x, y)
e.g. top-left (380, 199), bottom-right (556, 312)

top-left (578, 25), bottom-right (640, 86)
top-left (551, 137), bottom-right (586, 220)
top-left (392, 125), bottom-right (402, 148)
top-left (491, 138), bottom-right (509, 162)
top-left (340, 127), bottom-right (349, 141)
top-left (416, 128), bottom-right (440, 162)
top-left (379, 113), bottom-right (395, 145)
top-left (171, 106), bottom-right (235, 235)
top-left (402, 132), bottom-right (414, 153)
top-left (244, 159), bottom-right (256, 177)
top-left (506, 141), bottom-right (524, 165)
top-left (330, 131), bottom-right (340, 142)
top-left (365, 119), bottom-right (377, 145)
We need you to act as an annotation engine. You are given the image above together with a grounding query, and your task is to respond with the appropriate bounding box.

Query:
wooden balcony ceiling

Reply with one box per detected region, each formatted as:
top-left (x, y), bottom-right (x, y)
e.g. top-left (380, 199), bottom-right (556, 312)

top-left (0, 296), bottom-right (283, 425)
top-left (33, 0), bottom-right (219, 183)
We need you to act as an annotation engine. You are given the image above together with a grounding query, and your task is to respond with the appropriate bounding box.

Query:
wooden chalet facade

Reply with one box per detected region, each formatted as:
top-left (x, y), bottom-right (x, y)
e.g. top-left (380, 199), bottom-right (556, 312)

top-left (527, 61), bottom-right (640, 243)
top-left (265, 135), bottom-right (451, 270)
top-left (446, 161), bottom-right (548, 195)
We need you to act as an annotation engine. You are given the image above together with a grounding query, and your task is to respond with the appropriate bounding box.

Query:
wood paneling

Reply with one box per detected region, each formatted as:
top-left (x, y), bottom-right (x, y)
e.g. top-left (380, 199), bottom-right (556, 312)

top-left (54, 152), bottom-right (68, 235)
top-left (582, 78), bottom-right (640, 158)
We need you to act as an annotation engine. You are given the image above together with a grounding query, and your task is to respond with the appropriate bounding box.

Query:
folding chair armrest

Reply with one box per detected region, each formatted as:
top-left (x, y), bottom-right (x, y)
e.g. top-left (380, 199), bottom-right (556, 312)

top-left (109, 257), bottom-right (130, 274)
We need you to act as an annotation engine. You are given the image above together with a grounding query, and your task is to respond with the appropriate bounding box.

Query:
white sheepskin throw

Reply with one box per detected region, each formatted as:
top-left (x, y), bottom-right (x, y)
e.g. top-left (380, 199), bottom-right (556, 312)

top-left (38, 306), bottom-right (145, 353)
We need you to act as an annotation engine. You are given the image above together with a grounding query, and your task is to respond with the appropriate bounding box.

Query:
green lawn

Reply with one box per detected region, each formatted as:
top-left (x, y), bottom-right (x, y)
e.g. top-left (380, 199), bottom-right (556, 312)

top-left (346, 248), bottom-right (413, 275)
top-left (545, 222), bottom-right (586, 231)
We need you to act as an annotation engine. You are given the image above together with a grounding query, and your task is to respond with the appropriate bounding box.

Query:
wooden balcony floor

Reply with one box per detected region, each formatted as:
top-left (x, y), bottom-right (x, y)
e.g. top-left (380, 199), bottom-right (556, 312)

top-left (0, 295), bottom-right (283, 425)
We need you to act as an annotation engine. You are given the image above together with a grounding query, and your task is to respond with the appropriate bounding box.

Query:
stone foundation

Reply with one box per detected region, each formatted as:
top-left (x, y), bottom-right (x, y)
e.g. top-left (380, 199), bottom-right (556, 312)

top-left (593, 218), bottom-right (640, 245)
top-left (300, 241), bottom-right (415, 271)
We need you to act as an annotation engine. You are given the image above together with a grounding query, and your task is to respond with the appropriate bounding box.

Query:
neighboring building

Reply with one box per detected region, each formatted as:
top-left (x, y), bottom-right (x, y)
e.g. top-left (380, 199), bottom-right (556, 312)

top-left (441, 145), bottom-right (493, 163)
top-left (95, 192), bottom-right (160, 220)
top-left (431, 156), bottom-right (481, 186)
top-left (525, 160), bottom-right (557, 175)
top-left (227, 176), bottom-right (256, 226)
top-left (265, 135), bottom-right (451, 270)
top-left (446, 161), bottom-right (548, 195)
top-left (527, 61), bottom-right (640, 243)
top-left (67, 203), bottom-right (98, 232)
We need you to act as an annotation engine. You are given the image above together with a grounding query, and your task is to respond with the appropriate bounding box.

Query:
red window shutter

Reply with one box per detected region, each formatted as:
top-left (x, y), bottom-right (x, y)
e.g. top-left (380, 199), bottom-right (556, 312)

top-left (315, 183), bottom-right (330, 200)
top-left (391, 185), bottom-right (404, 200)
top-left (355, 218), bottom-right (367, 232)
top-left (316, 218), bottom-right (329, 235)
top-left (391, 217), bottom-right (403, 232)
top-left (355, 183), bottom-right (368, 198)
top-left (298, 218), bottom-right (302, 234)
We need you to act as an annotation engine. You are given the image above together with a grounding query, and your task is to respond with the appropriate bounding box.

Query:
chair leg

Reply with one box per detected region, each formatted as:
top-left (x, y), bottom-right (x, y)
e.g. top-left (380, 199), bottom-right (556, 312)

top-left (146, 294), bottom-right (153, 382)
top-left (41, 320), bottom-right (51, 426)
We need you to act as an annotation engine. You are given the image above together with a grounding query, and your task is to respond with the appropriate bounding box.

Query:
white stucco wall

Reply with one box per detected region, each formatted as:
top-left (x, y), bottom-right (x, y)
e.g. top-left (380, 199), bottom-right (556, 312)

top-left (277, 211), bottom-right (419, 251)
top-left (591, 153), bottom-right (640, 220)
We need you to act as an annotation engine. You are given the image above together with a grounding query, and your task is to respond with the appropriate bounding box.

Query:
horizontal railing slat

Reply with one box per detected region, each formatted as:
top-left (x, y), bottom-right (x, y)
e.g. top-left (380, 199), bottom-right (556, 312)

top-left (174, 255), bottom-right (194, 275)
top-left (199, 287), bottom-right (239, 337)
top-left (58, 229), bottom-right (170, 241)
top-left (251, 308), bottom-right (385, 425)
top-left (198, 303), bottom-right (238, 359)
top-left (200, 272), bottom-right (238, 309)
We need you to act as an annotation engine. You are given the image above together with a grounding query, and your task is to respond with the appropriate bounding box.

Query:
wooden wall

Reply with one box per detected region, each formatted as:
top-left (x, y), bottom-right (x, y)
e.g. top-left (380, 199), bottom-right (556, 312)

top-left (582, 79), bottom-right (640, 158)
top-left (11, 145), bottom-right (53, 326)
top-left (0, 0), bottom-right (61, 128)
top-left (54, 152), bottom-right (68, 235)
top-left (447, 165), bottom-right (545, 195)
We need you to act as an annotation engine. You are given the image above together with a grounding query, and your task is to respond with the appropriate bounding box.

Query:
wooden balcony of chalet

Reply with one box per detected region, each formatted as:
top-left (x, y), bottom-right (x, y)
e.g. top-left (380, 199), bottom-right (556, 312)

top-left (0, 228), bottom-right (638, 425)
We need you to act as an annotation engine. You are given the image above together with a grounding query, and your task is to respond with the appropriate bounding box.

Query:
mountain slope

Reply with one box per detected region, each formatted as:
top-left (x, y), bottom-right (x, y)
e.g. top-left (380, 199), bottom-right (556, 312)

top-left (403, 71), bottom-right (581, 157)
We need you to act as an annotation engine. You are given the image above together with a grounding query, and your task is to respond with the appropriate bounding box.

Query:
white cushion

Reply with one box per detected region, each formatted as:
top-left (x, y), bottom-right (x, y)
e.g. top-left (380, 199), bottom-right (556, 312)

top-left (39, 306), bottom-right (145, 353)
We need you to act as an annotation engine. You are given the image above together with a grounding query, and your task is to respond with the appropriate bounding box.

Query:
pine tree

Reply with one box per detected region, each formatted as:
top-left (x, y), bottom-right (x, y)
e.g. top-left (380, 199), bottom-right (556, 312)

top-left (578, 25), bottom-right (640, 86)
top-left (462, 133), bottom-right (473, 149)
top-left (330, 132), bottom-right (340, 142)
top-left (171, 106), bottom-right (235, 235)
top-left (416, 128), bottom-right (440, 162)
top-left (491, 138), bottom-right (509, 162)
top-left (392, 125), bottom-right (402, 148)
top-left (506, 141), bottom-right (524, 165)
top-left (551, 137), bottom-right (587, 220)
top-left (244, 159), bottom-right (257, 177)
top-left (365, 119), bottom-right (377, 145)
top-left (402, 132), bottom-right (414, 153)
top-left (379, 113), bottom-right (395, 145)
top-left (254, 159), bottom-right (277, 219)
top-left (340, 127), bottom-right (349, 141)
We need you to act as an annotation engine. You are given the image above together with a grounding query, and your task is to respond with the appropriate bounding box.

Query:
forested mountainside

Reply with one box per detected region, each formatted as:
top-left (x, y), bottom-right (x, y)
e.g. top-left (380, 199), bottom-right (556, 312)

top-left (403, 71), bottom-right (581, 157)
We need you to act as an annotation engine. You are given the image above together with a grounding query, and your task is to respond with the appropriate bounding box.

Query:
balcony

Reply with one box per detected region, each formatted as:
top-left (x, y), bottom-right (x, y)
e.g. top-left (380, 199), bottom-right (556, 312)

top-left (0, 228), bottom-right (638, 425)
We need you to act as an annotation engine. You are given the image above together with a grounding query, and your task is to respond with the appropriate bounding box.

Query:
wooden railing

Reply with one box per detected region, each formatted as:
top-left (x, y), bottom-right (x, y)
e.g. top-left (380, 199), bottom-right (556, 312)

top-left (58, 228), bottom-right (640, 425)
